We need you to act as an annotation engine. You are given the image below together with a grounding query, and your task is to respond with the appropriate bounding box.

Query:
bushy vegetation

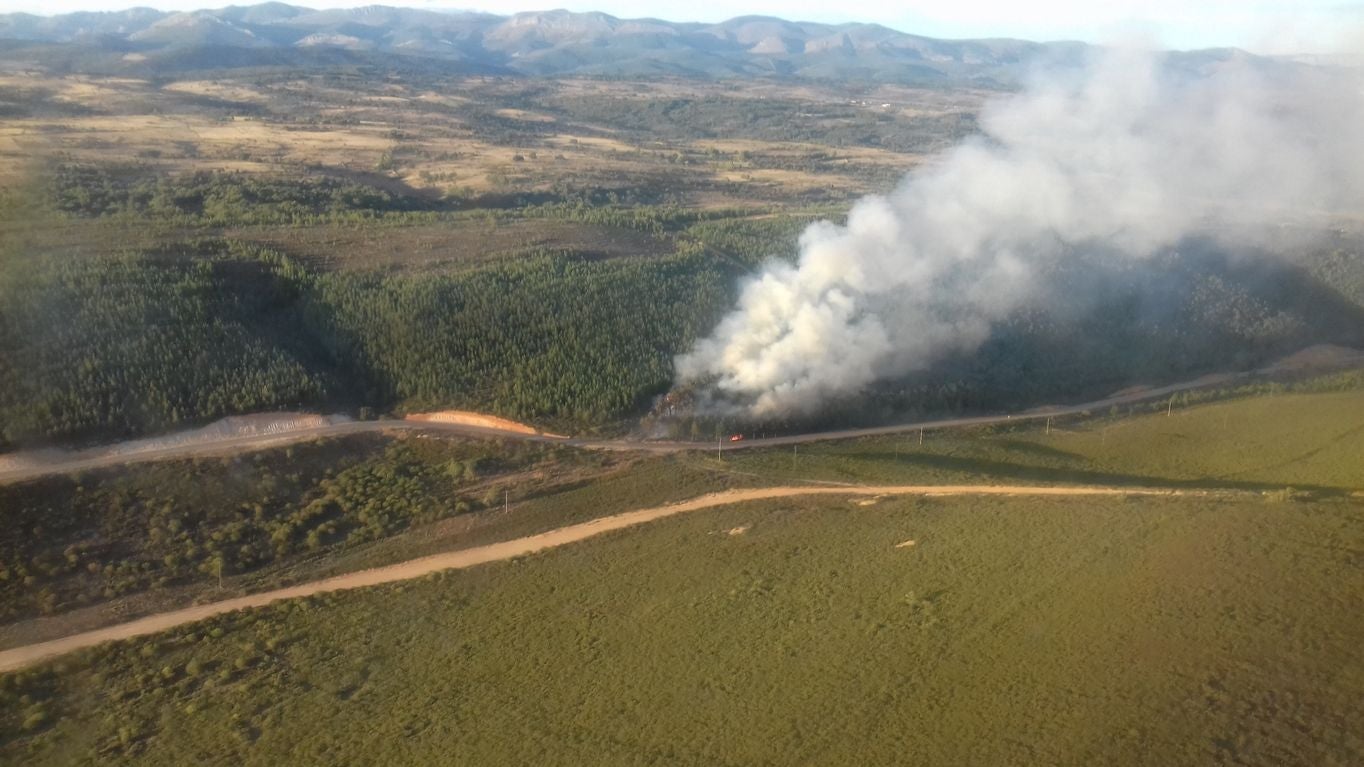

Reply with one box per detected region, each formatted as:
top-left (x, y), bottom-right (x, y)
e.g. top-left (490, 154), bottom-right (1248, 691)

top-left (515, 199), bottom-right (747, 234)
top-left (548, 94), bottom-right (977, 153)
top-left (1308, 244), bottom-right (1364, 310)
top-left (0, 434), bottom-right (567, 622)
top-left (6, 133), bottom-right (1361, 450)
top-left (3, 491), bottom-right (1359, 765)
top-left (679, 214), bottom-right (825, 269)
top-left (47, 165), bottom-right (432, 223)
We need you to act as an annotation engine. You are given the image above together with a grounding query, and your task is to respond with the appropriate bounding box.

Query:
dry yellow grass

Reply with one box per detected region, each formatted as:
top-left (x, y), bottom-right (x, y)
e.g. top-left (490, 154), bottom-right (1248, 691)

top-left (544, 134), bottom-right (636, 152)
top-left (493, 107), bottom-right (556, 123)
top-left (0, 70), bottom-right (942, 201)
top-left (694, 137), bottom-right (921, 164)
top-left (413, 91), bottom-right (471, 107)
top-left (715, 167), bottom-right (872, 191)
top-left (160, 80), bottom-right (269, 103)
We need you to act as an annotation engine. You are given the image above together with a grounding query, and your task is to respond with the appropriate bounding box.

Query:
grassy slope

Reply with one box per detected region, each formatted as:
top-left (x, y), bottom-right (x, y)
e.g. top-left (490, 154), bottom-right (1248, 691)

top-left (720, 390), bottom-right (1364, 492)
top-left (1, 388), bottom-right (1362, 764)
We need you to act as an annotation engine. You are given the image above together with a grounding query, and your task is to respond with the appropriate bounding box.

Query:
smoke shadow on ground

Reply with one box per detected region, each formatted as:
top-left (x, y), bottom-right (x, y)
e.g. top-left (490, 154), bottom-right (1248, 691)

top-left (853, 451), bottom-right (1354, 497)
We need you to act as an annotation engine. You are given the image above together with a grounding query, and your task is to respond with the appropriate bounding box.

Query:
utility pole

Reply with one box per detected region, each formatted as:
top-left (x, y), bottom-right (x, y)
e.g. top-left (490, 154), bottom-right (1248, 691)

top-left (1046, 417), bottom-right (1051, 435)
top-left (792, 444), bottom-right (798, 470)
top-left (717, 434), bottom-right (722, 461)
top-left (919, 428), bottom-right (924, 446)
top-left (1168, 395), bottom-right (1175, 417)
top-left (504, 489), bottom-right (509, 514)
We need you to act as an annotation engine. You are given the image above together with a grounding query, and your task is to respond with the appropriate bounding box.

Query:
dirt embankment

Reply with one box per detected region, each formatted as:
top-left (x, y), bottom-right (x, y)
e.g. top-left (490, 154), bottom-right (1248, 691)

top-left (0, 483), bottom-right (1204, 673)
top-left (0, 413), bottom-right (352, 476)
top-left (404, 411), bottom-right (568, 438)
top-left (119, 413), bottom-right (349, 449)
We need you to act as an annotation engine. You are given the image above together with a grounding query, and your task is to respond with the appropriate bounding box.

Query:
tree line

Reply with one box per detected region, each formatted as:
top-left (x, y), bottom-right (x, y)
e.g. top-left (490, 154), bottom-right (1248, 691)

top-left (0, 235), bottom-right (738, 447)
top-left (5, 169), bottom-right (1360, 448)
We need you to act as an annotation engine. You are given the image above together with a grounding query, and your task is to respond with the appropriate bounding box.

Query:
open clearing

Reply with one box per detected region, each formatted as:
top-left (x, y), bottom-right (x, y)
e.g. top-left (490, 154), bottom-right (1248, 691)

top-left (0, 483), bottom-right (1196, 673)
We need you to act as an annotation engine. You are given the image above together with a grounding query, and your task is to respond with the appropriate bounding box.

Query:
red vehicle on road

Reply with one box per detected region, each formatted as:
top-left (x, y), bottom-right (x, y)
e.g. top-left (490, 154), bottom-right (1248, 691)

top-left (729, 434), bottom-right (745, 442)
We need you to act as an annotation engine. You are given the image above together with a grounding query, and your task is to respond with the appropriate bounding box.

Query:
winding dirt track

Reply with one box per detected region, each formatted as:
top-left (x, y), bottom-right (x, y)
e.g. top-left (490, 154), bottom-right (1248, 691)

top-left (0, 483), bottom-right (1202, 673)
top-left (0, 369), bottom-right (1264, 486)
top-left (4, 345), bottom-right (1362, 486)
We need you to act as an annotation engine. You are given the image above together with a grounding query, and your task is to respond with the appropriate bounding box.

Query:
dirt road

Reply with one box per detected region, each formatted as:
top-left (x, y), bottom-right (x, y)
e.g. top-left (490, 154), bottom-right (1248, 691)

top-left (0, 418), bottom-right (580, 486)
top-left (2, 345), bottom-right (1361, 487)
top-left (0, 367), bottom-right (1260, 486)
top-left (0, 483), bottom-right (1202, 673)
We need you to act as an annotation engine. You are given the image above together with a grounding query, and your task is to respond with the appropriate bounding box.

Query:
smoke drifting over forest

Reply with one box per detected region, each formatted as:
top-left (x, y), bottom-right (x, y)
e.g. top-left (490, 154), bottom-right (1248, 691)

top-left (675, 49), bottom-right (1364, 417)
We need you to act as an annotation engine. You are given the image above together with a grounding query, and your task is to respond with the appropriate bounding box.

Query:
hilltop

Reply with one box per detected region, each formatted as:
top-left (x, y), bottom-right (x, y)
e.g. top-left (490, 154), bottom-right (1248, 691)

top-left (0, 4), bottom-right (1300, 84)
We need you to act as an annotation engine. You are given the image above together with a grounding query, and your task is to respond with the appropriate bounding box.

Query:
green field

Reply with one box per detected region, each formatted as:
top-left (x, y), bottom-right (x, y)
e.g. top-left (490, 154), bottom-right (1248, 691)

top-left (722, 388), bottom-right (1364, 493)
top-left (6, 387), bottom-right (1358, 629)
top-left (3, 492), bottom-right (1360, 765)
top-left (0, 388), bottom-right (1362, 765)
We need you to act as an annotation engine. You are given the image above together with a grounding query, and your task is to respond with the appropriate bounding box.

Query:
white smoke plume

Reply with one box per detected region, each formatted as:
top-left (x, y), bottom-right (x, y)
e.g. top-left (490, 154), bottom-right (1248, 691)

top-left (676, 48), bottom-right (1364, 417)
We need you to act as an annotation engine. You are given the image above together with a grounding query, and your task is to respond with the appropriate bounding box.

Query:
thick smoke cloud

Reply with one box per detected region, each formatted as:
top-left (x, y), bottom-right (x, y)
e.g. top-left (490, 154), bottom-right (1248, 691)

top-left (675, 48), bottom-right (1364, 417)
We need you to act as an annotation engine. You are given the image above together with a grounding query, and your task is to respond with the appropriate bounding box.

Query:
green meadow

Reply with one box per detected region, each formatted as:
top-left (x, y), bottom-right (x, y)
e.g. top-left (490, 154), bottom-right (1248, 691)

top-left (721, 388), bottom-right (1364, 492)
top-left (1, 388), bottom-right (1362, 766)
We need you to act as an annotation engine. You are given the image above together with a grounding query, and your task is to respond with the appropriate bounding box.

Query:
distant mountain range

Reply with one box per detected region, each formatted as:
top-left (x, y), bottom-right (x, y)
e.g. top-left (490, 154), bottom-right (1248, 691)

top-left (0, 4), bottom-right (1301, 84)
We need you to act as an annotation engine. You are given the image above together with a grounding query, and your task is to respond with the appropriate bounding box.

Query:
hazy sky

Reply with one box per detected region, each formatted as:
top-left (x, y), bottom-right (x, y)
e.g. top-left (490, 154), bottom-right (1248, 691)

top-left (7, 0), bottom-right (1363, 54)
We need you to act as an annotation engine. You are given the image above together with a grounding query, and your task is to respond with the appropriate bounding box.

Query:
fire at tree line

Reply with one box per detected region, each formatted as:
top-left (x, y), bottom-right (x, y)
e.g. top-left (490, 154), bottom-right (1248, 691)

top-left (3, 168), bottom-right (1362, 451)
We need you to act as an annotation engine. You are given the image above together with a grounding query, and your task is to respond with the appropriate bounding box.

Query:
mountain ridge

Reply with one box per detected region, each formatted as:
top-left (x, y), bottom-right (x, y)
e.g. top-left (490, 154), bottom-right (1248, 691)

top-left (0, 4), bottom-right (1296, 84)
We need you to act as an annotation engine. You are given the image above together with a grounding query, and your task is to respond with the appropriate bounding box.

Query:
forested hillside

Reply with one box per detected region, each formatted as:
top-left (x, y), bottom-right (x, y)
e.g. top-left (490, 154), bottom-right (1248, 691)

top-left (0, 242), bottom-right (330, 446)
top-left (0, 238), bottom-right (736, 447)
top-left (2, 47), bottom-right (1362, 460)
top-left (3, 162), bottom-right (1362, 449)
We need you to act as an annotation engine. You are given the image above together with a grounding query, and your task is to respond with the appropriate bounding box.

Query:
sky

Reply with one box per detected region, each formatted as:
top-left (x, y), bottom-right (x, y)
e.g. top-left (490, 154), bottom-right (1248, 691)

top-left (6, 0), bottom-right (1363, 54)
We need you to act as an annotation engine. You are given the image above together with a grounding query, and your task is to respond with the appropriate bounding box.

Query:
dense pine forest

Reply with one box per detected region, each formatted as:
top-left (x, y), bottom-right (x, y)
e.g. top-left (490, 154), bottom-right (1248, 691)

top-left (3, 164), bottom-right (1363, 449)
top-left (0, 238), bottom-right (738, 447)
